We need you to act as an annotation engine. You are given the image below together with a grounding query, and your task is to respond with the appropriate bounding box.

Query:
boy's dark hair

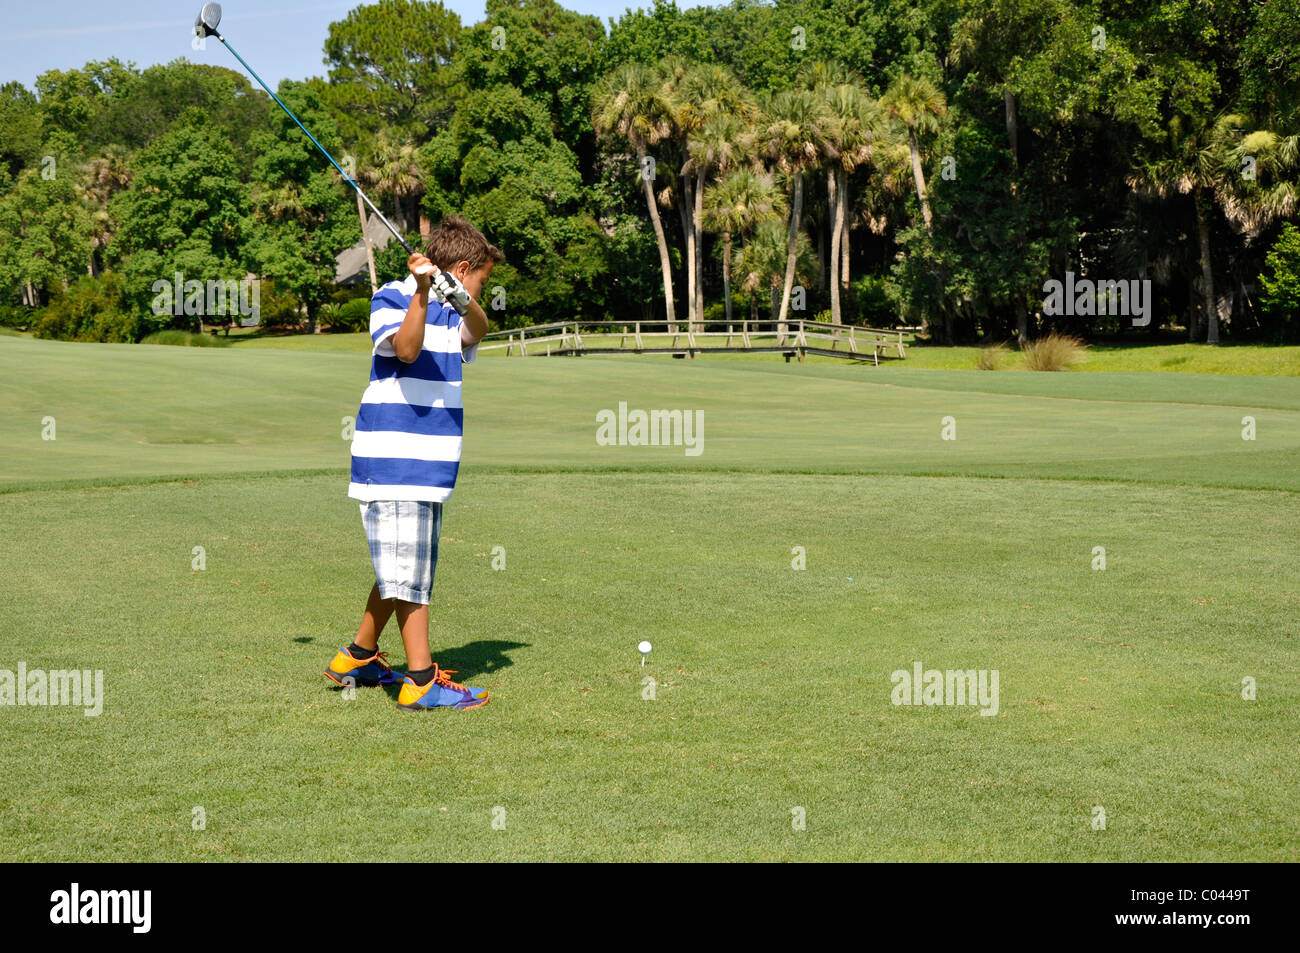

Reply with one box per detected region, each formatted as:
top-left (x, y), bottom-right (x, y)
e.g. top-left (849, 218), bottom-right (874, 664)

top-left (423, 214), bottom-right (505, 272)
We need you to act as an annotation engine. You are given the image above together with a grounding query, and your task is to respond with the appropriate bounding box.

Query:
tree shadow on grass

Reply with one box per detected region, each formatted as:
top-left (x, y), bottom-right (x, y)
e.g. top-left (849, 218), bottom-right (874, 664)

top-left (432, 640), bottom-right (529, 680)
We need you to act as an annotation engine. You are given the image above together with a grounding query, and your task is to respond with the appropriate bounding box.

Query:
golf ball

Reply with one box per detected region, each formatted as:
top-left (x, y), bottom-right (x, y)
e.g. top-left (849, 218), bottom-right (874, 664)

top-left (638, 640), bottom-right (652, 655)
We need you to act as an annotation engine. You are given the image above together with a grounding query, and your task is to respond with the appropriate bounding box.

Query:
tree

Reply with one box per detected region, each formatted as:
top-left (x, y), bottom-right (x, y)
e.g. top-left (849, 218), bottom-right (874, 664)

top-left (33, 271), bottom-right (135, 342)
top-left (94, 61), bottom-right (270, 160)
top-left (944, 0), bottom-right (1167, 341)
top-left (0, 162), bottom-right (92, 307)
top-left (592, 62), bottom-right (677, 326)
top-left (602, 0), bottom-right (709, 73)
top-left (360, 134), bottom-right (424, 234)
top-left (734, 214), bottom-right (815, 323)
top-left (324, 0), bottom-right (462, 143)
top-left (1129, 111), bottom-right (1268, 344)
top-left (424, 84), bottom-right (590, 325)
top-left (681, 69), bottom-right (754, 329)
top-left (760, 87), bottom-right (836, 331)
top-left (654, 56), bottom-right (703, 328)
top-left (458, 0), bottom-right (607, 170)
top-left (109, 121), bottom-right (247, 334)
top-left (805, 65), bottom-right (882, 325)
top-left (34, 59), bottom-right (137, 143)
top-left (703, 167), bottom-right (785, 324)
top-left (245, 83), bottom-right (355, 334)
top-left (0, 82), bottom-right (44, 181)
top-left (79, 146), bottom-right (133, 277)
top-left (1259, 222), bottom-right (1300, 340)
top-left (947, 0), bottom-right (1046, 338)
top-left (880, 74), bottom-right (946, 233)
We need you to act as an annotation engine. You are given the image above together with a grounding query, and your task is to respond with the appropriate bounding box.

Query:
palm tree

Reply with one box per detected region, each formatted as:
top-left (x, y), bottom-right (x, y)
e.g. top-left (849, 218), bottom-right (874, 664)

top-left (703, 168), bottom-right (786, 324)
top-left (854, 135), bottom-right (912, 235)
top-left (663, 60), bottom-right (751, 329)
top-left (820, 81), bottom-right (883, 324)
top-left (796, 58), bottom-right (860, 313)
top-left (353, 136), bottom-right (422, 297)
top-left (1128, 112), bottom-right (1289, 344)
top-left (797, 59), bottom-right (856, 94)
top-left (1229, 126), bottom-right (1298, 229)
top-left (735, 216), bottom-right (815, 324)
top-left (79, 147), bottom-right (132, 277)
top-left (688, 109), bottom-right (752, 329)
top-left (759, 87), bottom-right (837, 332)
top-left (880, 75), bottom-right (947, 233)
top-left (360, 135), bottom-right (423, 234)
top-left (592, 62), bottom-right (677, 327)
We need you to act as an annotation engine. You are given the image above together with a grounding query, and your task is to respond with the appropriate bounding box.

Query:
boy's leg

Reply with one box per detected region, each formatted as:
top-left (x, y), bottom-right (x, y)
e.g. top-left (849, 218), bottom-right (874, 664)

top-left (324, 501), bottom-right (407, 686)
top-left (392, 597), bottom-right (488, 709)
top-left (324, 581), bottom-right (401, 686)
top-left (369, 499), bottom-right (487, 709)
top-left (354, 583), bottom-right (395, 652)
top-left (394, 600), bottom-right (431, 672)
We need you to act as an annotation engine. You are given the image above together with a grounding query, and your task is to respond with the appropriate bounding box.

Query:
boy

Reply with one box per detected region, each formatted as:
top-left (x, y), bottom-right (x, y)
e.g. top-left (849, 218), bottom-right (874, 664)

top-left (324, 214), bottom-right (504, 711)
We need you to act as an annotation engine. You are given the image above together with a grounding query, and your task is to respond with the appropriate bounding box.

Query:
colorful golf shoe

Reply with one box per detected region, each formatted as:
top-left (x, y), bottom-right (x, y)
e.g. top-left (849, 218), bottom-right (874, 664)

top-left (324, 647), bottom-right (401, 687)
top-left (396, 665), bottom-right (489, 711)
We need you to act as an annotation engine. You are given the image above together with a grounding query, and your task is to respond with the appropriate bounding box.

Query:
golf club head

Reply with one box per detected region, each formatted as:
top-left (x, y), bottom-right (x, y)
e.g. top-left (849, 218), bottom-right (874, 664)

top-left (194, 2), bottom-right (222, 38)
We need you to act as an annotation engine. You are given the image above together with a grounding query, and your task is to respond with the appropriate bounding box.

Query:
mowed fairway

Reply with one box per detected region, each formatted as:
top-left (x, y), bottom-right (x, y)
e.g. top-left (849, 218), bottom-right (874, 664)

top-left (0, 335), bottom-right (1297, 861)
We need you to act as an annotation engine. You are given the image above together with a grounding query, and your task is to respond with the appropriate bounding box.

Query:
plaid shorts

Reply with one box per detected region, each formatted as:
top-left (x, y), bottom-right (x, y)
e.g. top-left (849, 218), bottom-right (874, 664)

top-left (360, 500), bottom-right (444, 605)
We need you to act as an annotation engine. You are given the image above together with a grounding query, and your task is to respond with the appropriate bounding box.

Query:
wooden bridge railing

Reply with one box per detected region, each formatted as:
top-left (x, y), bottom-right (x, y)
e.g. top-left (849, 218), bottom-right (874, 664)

top-left (477, 319), bottom-right (908, 362)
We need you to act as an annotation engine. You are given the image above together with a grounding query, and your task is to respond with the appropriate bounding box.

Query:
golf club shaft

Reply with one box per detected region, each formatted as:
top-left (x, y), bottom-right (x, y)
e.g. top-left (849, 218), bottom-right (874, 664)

top-left (215, 33), bottom-right (414, 256)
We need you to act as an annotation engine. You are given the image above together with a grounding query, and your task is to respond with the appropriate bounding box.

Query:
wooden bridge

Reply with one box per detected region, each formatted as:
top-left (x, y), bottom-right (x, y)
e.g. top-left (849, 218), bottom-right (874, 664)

top-left (477, 319), bottom-right (909, 364)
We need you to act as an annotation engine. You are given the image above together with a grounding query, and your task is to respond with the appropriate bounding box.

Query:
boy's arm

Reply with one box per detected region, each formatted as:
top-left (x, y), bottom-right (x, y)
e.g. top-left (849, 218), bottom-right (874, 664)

top-left (393, 255), bottom-right (434, 363)
top-left (459, 296), bottom-right (488, 349)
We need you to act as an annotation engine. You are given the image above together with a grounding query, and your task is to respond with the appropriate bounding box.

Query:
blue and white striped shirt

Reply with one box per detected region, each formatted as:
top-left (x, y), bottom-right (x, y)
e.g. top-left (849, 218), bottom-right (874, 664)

top-left (348, 275), bottom-right (479, 503)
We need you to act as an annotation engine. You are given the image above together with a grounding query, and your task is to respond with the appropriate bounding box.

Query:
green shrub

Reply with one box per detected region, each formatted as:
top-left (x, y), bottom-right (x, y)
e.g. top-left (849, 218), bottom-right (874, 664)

top-left (139, 330), bottom-right (230, 347)
top-left (1260, 223), bottom-right (1300, 309)
top-left (325, 297), bottom-right (371, 332)
top-left (701, 298), bottom-right (747, 326)
top-left (500, 311), bottom-right (535, 331)
top-left (0, 303), bottom-right (35, 329)
top-left (33, 273), bottom-right (138, 343)
top-left (254, 278), bottom-right (304, 328)
top-left (852, 274), bottom-right (897, 324)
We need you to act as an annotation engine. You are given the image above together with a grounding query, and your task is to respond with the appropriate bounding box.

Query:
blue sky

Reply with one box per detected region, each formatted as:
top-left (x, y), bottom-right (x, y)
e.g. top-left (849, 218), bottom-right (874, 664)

top-left (0, 0), bottom-right (708, 92)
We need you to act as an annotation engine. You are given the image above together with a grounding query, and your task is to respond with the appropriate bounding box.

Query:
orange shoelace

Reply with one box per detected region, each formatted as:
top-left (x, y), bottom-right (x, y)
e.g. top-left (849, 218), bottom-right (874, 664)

top-left (433, 666), bottom-right (470, 692)
top-left (351, 648), bottom-right (392, 668)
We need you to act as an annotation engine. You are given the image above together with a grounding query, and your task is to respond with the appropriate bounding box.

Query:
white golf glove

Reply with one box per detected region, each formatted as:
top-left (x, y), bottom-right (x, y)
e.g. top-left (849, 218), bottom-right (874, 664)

top-left (432, 269), bottom-right (472, 315)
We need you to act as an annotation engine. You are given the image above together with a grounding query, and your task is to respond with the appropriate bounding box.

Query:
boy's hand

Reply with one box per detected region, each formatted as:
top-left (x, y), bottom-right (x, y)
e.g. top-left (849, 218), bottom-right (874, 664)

top-left (408, 253), bottom-right (437, 293)
top-left (432, 269), bottom-right (472, 315)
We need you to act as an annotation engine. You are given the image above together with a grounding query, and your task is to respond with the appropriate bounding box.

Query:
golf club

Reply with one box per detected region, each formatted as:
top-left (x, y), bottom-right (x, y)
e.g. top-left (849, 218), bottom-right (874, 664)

top-left (194, 2), bottom-right (425, 265)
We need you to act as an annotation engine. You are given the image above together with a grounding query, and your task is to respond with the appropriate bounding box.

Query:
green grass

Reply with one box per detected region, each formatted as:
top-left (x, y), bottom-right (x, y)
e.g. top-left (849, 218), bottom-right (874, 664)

top-left (0, 333), bottom-right (1296, 860)
top-left (225, 328), bottom-right (374, 352)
